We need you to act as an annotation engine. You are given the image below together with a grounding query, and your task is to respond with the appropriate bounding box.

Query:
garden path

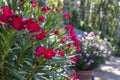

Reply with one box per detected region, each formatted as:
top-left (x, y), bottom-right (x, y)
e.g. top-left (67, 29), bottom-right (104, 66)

top-left (94, 56), bottom-right (120, 80)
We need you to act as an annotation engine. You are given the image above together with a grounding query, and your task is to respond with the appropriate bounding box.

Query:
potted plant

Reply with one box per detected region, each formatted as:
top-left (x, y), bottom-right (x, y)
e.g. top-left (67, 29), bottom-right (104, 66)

top-left (70, 32), bottom-right (112, 80)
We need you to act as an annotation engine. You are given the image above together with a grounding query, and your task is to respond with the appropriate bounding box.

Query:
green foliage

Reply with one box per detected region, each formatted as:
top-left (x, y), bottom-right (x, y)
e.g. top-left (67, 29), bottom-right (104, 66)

top-left (70, 10), bottom-right (93, 32)
top-left (111, 38), bottom-right (120, 57)
top-left (69, 0), bottom-right (119, 55)
top-left (70, 10), bottom-right (80, 29)
top-left (0, 0), bottom-right (74, 80)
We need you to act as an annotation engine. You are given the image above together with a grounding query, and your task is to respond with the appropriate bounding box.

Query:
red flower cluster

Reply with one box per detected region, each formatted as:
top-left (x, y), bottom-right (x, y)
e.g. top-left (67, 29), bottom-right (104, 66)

top-left (32, 0), bottom-right (37, 10)
top-left (35, 46), bottom-right (45, 57)
top-left (65, 25), bottom-right (81, 53)
top-left (70, 56), bottom-right (78, 63)
top-left (39, 16), bottom-right (45, 22)
top-left (56, 49), bottom-right (65, 57)
top-left (35, 31), bottom-right (46, 40)
top-left (0, 6), bottom-right (14, 25)
top-left (0, 6), bottom-right (47, 41)
top-left (44, 48), bottom-right (56, 59)
top-left (67, 43), bottom-right (72, 49)
top-left (24, 19), bottom-right (42, 32)
top-left (54, 8), bottom-right (63, 13)
top-left (66, 72), bottom-right (78, 80)
top-left (35, 46), bottom-right (56, 59)
top-left (41, 6), bottom-right (50, 12)
top-left (64, 13), bottom-right (71, 20)
top-left (12, 16), bottom-right (24, 31)
top-left (71, 73), bottom-right (79, 80)
top-left (65, 25), bottom-right (74, 32)
top-left (54, 29), bottom-right (60, 35)
top-left (0, 6), bottom-right (43, 33)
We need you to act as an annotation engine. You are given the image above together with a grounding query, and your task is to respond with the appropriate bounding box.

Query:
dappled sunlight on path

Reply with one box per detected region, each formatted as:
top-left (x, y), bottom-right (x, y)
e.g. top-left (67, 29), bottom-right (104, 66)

top-left (94, 57), bottom-right (120, 80)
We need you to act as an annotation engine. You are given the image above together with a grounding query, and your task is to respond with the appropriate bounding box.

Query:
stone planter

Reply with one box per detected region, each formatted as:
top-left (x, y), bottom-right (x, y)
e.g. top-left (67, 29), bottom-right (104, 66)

top-left (76, 70), bottom-right (94, 80)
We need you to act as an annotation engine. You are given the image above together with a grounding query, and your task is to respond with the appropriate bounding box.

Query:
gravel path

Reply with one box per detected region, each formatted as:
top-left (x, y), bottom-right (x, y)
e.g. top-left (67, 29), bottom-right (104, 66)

top-left (94, 57), bottom-right (120, 80)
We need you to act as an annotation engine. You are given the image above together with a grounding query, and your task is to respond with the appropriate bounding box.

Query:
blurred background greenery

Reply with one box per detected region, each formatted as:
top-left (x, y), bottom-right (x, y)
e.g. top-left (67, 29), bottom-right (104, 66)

top-left (46, 0), bottom-right (120, 56)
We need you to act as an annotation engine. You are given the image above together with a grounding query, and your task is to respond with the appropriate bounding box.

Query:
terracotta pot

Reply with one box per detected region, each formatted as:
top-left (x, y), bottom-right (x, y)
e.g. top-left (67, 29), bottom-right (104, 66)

top-left (76, 70), bottom-right (93, 80)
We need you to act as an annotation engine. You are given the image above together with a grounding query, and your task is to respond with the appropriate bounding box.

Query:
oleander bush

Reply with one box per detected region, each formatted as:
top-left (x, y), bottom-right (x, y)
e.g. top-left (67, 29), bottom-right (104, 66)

top-left (0, 0), bottom-right (80, 80)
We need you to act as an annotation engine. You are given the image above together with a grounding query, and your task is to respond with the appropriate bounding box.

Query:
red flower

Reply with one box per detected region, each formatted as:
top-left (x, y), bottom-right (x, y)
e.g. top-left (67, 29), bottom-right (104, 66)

top-left (41, 6), bottom-right (50, 12)
top-left (32, 0), bottom-right (37, 10)
top-left (24, 19), bottom-right (42, 32)
top-left (54, 7), bottom-right (63, 13)
top-left (43, 48), bottom-right (56, 59)
top-left (54, 8), bottom-right (60, 13)
top-left (54, 29), bottom-right (60, 35)
top-left (0, 6), bottom-right (14, 24)
top-left (60, 8), bottom-right (64, 11)
top-left (65, 26), bottom-right (81, 53)
top-left (59, 51), bottom-right (64, 57)
top-left (56, 49), bottom-right (65, 57)
top-left (70, 57), bottom-right (78, 63)
top-left (60, 39), bottom-right (65, 44)
top-left (74, 39), bottom-right (81, 53)
top-left (54, 8), bottom-right (62, 13)
top-left (65, 78), bottom-right (70, 80)
top-left (69, 31), bottom-right (76, 40)
top-left (39, 16), bottom-right (45, 22)
top-left (65, 25), bottom-right (74, 32)
top-left (2, 6), bottom-right (14, 17)
top-left (35, 46), bottom-right (46, 57)
top-left (12, 16), bottom-right (24, 30)
top-left (67, 43), bottom-right (72, 49)
top-left (64, 12), bottom-right (71, 20)
top-left (71, 73), bottom-right (78, 80)
top-left (35, 31), bottom-right (46, 40)
top-left (76, 46), bottom-right (81, 53)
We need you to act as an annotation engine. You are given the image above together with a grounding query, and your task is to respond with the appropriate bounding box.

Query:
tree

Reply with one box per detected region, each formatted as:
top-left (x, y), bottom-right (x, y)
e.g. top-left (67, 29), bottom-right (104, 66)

top-left (116, 0), bottom-right (120, 38)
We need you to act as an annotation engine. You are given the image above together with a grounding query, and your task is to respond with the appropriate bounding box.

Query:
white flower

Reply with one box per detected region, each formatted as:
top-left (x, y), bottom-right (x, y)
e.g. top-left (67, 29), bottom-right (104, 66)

top-left (86, 36), bottom-right (94, 40)
top-left (94, 43), bottom-right (99, 48)
top-left (100, 46), bottom-right (104, 50)
top-left (93, 51), bottom-right (97, 54)
top-left (90, 32), bottom-right (94, 35)
top-left (86, 53), bottom-right (90, 57)
top-left (96, 35), bottom-right (100, 39)
top-left (107, 51), bottom-right (111, 55)
top-left (77, 34), bottom-right (82, 38)
top-left (81, 37), bottom-right (85, 41)
top-left (84, 32), bottom-right (88, 35)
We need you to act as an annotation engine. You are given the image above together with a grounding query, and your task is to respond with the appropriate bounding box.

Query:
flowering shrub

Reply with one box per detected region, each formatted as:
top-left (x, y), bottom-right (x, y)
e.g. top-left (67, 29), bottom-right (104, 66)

top-left (0, 0), bottom-right (80, 80)
top-left (73, 32), bottom-right (112, 70)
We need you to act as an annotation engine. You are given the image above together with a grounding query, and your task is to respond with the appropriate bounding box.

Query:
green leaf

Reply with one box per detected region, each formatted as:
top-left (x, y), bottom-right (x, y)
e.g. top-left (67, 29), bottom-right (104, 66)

top-left (6, 67), bottom-right (25, 80)
top-left (49, 57), bottom-right (67, 64)
top-left (43, 70), bottom-right (58, 80)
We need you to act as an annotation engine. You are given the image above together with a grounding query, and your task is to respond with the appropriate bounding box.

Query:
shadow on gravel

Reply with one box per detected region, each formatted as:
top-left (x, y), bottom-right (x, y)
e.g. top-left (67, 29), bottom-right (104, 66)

top-left (94, 69), bottom-right (120, 80)
top-left (94, 57), bottom-right (120, 80)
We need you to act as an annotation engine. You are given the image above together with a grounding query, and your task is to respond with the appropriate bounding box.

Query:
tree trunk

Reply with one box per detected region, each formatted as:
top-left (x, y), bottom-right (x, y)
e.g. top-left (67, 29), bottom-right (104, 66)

top-left (101, 10), bottom-right (107, 35)
top-left (84, 0), bottom-right (91, 24)
top-left (64, 0), bottom-right (70, 13)
top-left (79, 0), bottom-right (85, 21)
top-left (71, 0), bottom-right (77, 11)
top-left (116, 1), bottom-right (120, 38)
